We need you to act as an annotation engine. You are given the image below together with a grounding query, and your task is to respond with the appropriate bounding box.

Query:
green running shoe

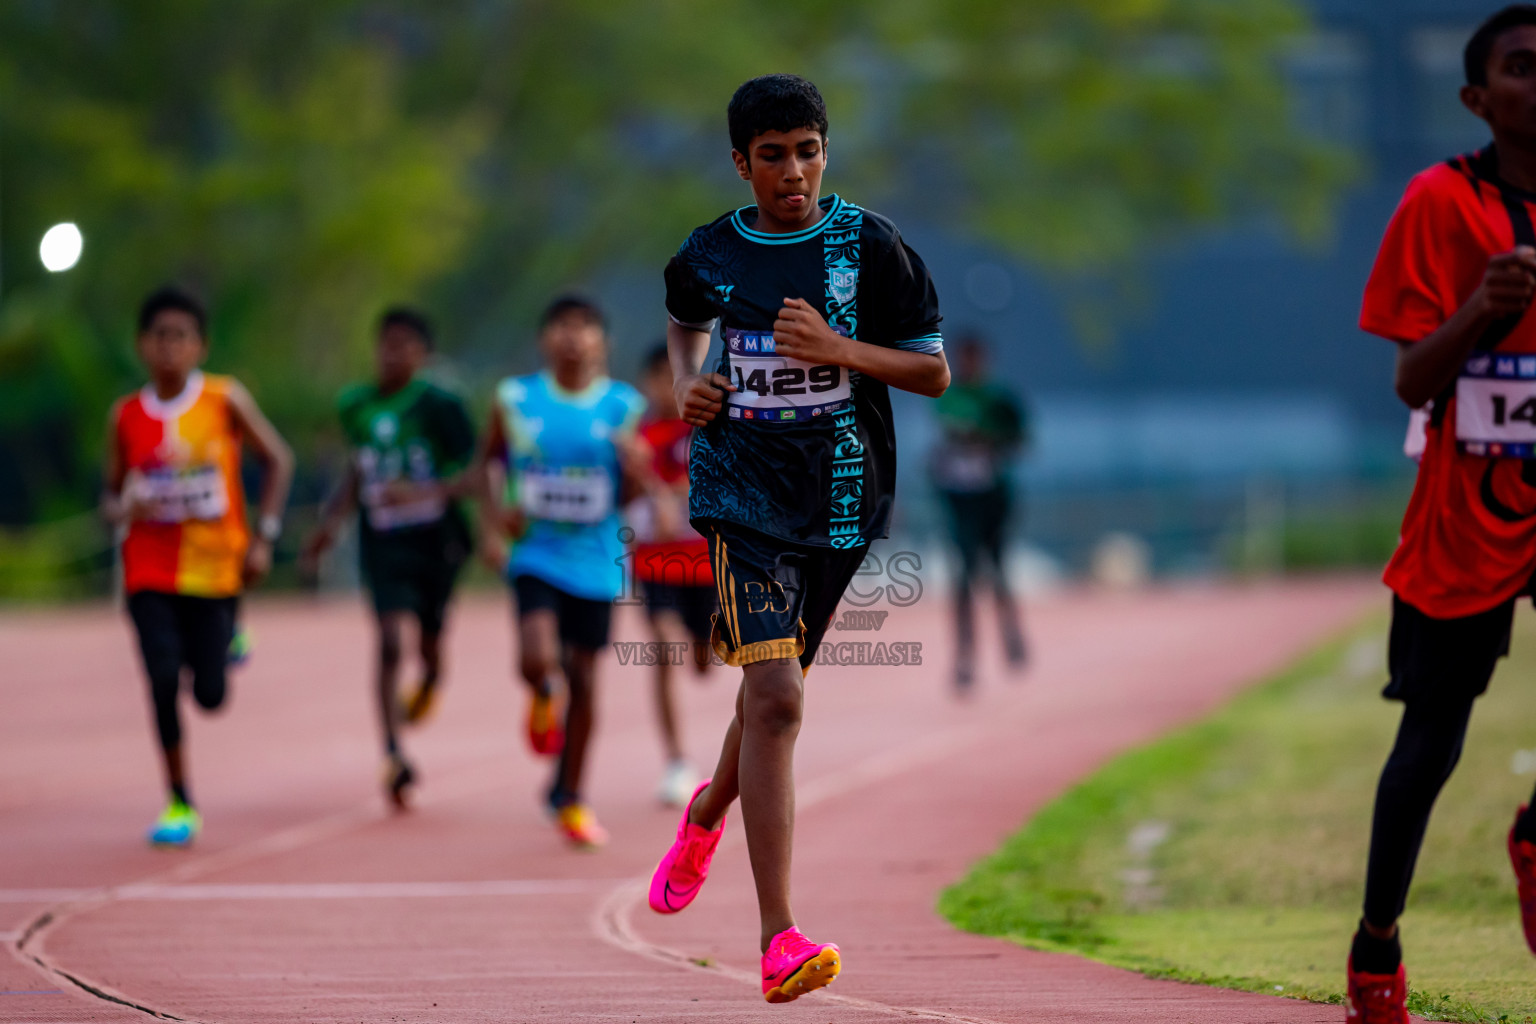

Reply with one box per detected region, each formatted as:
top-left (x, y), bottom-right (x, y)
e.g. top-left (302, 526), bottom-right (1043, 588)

top-left (227, 626), bottom-right (254, 667)
top-left (148, 800), bottom-right (202, 847)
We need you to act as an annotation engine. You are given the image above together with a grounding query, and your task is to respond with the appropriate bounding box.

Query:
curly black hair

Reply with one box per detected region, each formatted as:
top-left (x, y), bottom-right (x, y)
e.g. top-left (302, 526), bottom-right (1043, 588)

top-left (137, 285), bottom-right (207, 337)
top-left (378, 306), bottom-right (435, 349)
top-left (727, 74), bottom-right (828, 157)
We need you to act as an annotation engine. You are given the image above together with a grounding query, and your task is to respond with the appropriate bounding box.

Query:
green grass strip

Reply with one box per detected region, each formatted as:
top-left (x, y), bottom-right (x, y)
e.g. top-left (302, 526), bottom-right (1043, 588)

top-left (940, 609), bottom-right (1536, 1023)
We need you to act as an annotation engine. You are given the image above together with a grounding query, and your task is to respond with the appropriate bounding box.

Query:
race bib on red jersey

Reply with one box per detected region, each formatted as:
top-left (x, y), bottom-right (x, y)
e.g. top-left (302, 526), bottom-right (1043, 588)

top-left (1456, 352), bottom-right (1536, 457)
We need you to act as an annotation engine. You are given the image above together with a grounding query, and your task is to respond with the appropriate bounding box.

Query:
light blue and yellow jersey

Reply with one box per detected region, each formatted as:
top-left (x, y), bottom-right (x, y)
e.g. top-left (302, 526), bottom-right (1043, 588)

top-left (497, 370), bottom-right (645, 601)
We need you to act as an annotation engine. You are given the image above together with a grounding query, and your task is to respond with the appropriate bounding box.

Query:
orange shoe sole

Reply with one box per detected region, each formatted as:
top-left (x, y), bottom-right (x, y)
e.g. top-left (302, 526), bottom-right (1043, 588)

top-left (764, 948), bottom-right (840, 1003)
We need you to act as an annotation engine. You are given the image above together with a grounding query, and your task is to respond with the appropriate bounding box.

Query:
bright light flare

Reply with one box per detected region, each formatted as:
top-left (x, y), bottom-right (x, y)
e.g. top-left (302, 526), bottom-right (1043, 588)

top-left (40, 222), bottom-right (83, 272)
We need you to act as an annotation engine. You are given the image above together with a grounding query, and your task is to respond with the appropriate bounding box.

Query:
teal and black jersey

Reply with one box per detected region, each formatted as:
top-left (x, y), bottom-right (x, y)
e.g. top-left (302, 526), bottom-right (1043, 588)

top-left (664, 194), bottom-right (943, 548)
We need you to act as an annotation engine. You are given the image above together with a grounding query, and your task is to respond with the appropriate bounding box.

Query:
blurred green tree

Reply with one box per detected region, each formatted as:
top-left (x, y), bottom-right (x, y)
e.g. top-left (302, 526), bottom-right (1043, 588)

top-left (0, 0), bottom-right (1345, 526)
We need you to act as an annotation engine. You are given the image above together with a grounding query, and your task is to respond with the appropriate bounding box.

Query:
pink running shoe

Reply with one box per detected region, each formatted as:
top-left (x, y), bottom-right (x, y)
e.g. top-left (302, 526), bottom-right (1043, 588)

top-left (648, 779), bottom-right (724, 914)
top-left (761, 926), bottom-right (840, 1003)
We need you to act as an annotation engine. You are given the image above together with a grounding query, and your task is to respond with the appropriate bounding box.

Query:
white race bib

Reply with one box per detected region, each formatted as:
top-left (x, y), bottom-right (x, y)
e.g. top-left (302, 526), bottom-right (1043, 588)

top-left (519, 466), bottom-right (613, 524)
top-left (933, 446), bottom-right (998, 492)
top-left (1456, 353), bottom-right (1536, 457)
top-left (362, 483), bottom-right (446, 532)
top-left (135, 465), bottom-right (229, 523)
top-left (723, 329), bottom-right (851, 424)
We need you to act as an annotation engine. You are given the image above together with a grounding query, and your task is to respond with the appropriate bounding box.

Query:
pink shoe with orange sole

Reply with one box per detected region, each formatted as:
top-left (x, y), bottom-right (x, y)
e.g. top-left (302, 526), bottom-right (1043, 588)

top-left (761, 926), bottom-right (840, 1003)
top-left (648, 779), bottom-right (724, 914)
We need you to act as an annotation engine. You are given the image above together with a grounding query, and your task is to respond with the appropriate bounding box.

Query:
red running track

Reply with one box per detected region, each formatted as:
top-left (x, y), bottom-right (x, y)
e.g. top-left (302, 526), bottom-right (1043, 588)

top-left (1, 577), bottom-right (1379, 1023)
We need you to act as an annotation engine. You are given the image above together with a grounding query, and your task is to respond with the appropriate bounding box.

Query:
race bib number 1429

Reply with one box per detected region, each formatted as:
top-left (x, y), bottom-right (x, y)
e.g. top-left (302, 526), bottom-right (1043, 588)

top-left (723, 328), bottom-right (851, 423)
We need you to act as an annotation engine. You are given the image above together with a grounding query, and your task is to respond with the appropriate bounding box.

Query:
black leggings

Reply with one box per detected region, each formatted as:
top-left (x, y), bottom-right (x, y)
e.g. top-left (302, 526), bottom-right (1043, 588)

top-left (1363, 692), bottom-right (1536, 926)
top-left (127, 591), bottom-right (237, 750)
top-left (1362, 697), bottom-right (1478, 926)
top-left (941, 487), bottom-right (1024, 659)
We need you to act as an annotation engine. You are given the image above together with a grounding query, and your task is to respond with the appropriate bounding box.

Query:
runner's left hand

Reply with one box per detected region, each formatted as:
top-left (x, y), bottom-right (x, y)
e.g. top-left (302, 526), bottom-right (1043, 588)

top-left (377, 480), bottom-right (436, 507)
top-left (479, 532), bottom-right (508, 574)
top-left (773, 298), bottom-right (849, 364)
top-left (244, 538), bottom-right (274, 585)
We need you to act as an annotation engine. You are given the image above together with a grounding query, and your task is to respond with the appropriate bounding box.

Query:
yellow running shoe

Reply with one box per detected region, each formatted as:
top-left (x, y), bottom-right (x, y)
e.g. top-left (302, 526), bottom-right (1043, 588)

top-left (556, 803), bottom-right (607, 849)
top-left (399, 681), bottom-right (439, 725)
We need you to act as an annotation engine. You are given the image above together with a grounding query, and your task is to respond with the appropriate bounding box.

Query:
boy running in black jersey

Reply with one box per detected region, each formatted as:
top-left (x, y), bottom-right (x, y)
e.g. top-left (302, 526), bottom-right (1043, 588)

top-left (646, 74), bottom-right (949, 1004)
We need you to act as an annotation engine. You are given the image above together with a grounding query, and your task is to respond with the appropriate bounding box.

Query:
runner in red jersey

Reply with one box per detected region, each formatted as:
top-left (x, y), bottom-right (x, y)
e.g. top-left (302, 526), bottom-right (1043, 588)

top-left (628, 343), bottom-right (717, 806)
top-left (1349, 9), bottom-right (1536, 1019)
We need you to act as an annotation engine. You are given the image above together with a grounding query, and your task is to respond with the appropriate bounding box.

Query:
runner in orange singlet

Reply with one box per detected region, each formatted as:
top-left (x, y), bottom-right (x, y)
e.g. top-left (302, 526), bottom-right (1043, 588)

top-left (103, 286), bottom-right (294, 847)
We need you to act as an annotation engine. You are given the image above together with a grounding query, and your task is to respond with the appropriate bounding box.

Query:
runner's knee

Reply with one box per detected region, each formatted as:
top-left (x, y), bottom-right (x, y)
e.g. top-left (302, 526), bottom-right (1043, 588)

top-left (190, 665), bottom-right (227, 712)
top-left (1381, 700), bottom-right (1473, 799)
top-left (743, 664), bottom-right (803, 735)
top-left (378, 616), bottom-right (404, 667)
top-left (519, 651), bottom-right (554, 687)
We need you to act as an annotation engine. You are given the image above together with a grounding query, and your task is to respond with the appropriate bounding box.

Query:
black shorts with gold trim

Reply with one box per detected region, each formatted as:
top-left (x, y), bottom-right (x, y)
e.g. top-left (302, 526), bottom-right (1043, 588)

top-left (701, 519), bottom-right (869, 671)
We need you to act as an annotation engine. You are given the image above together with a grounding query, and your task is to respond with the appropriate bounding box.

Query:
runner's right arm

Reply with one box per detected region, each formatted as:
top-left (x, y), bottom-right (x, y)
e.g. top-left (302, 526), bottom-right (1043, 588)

top-left (668, 321), bottom-right (735, 428)
top-left (470, 405), bottom-right (522, 569)
top-left (1395, 246), bottom-right (1536, 408)
top-left (100, 398), bottom-right (135, 526)
top-left (300, 462), bottom-right (360, 572)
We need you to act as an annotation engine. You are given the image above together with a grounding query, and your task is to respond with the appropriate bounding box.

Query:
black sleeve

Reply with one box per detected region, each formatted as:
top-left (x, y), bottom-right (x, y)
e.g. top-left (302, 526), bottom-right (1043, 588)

top-left (664, 243), bottom-right (718, 329)
top-left (863, 226), bottom-right (943, 352)
top-left (433, 392), bottom-right (477, 471)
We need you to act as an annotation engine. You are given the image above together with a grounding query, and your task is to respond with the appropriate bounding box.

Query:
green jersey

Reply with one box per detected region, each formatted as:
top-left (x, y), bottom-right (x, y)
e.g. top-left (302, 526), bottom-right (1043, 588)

top-left (930, 381), bottom-right (1027, 493)
top-left (337, 379), bottom-right (476, 545)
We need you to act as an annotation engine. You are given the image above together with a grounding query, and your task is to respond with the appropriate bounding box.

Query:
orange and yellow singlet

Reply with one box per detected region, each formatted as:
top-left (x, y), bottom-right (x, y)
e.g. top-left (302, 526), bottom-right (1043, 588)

top-left (116, 372), bottom-right (248, 597)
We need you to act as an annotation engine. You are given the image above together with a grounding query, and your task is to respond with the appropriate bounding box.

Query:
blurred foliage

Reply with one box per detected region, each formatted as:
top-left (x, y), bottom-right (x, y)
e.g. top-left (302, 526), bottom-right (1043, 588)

top-left (0, 0), bottom-right (1348, 530)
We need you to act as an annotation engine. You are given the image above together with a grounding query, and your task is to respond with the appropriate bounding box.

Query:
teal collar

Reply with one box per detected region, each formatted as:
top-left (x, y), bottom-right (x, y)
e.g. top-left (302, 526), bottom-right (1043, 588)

top-left (730, 194), bottom-right (843, 245)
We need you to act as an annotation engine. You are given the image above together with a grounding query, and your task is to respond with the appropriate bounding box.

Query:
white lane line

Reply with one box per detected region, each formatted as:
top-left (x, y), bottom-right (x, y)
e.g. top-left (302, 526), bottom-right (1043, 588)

top-left (1, 880), bottom-right (618, 903)
top-left (590, 716), bottom-right (1017, 1024)
top-left (112, 879), bottom-right (620, 900)
top-left (7, 764), bottom-right (518, 1023)
top-left (593, 882), bottom-right (1007, 1024)
top-left (0, 890), bottom-right (90, 904)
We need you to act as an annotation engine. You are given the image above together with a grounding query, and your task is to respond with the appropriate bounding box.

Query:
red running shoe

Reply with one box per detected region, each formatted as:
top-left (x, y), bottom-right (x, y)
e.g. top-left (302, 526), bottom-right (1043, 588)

top-left (526, 688), bottom-right (563, 756)
top-left (1345, 957), bottom-right (1407, 1024)
top-left (1508, 804), bottom-right (1536, 955)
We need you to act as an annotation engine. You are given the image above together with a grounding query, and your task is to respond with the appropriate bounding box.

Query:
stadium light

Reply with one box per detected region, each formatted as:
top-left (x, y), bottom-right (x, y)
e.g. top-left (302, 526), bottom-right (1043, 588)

top-left (39, 222), bottom-right (83, 273)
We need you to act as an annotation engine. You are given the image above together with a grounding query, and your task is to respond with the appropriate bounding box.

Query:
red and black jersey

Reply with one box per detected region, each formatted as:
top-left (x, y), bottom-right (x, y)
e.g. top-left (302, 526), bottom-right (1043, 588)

top-left (1362, 145), bottom-right (1536, 617)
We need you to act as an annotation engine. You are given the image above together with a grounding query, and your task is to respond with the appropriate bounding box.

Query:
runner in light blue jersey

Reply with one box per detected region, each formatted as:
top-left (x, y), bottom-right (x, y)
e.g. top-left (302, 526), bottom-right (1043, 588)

top-left (474, 295), bottom-right (645, 848)
top-left (498, 369), bottom-right (643, 601)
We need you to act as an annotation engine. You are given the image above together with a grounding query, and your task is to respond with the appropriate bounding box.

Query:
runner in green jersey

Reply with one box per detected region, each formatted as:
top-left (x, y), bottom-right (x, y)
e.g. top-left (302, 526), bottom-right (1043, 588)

top-left (303, 307), bottom-right (477, 807)
top-left (929, 333), bottom-right (1029, 692)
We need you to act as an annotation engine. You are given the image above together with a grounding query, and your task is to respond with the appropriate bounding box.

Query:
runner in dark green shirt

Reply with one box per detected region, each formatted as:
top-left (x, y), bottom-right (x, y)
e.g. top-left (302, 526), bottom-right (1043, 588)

top-left (303, 307), bottom-right (476, 807)
top-left (929, 333), bottom-right (1029, 692)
